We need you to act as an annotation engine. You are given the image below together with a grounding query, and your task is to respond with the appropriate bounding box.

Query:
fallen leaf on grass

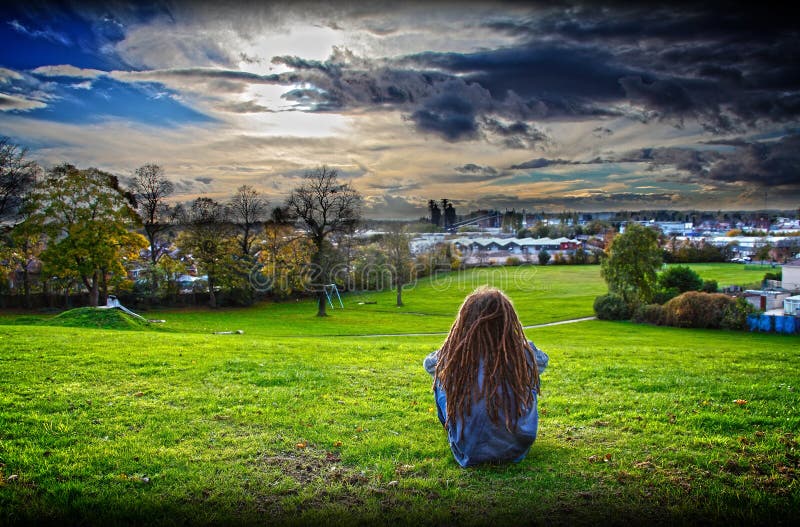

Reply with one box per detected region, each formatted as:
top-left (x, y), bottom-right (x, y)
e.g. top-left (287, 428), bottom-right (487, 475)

top-left (296, 442), bottom-right (307, 449)
top-left (333, 441), bottom-right (342, 447)
top-left (734, 399), bottom-right (748, 406)
top-left (588, 453), bottom-right (613, 464)
top-left (133, 392), bottom-right (144, 397)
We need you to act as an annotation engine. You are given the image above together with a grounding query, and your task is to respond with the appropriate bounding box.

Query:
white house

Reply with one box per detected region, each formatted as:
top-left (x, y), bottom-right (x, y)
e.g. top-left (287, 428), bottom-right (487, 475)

top-left (782, 260), bottom-right (800, 291)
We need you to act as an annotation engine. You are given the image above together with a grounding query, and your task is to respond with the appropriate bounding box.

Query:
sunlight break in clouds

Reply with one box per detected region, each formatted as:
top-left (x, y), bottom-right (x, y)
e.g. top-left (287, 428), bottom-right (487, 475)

top-left (1, 1), bottom-right (799, 217)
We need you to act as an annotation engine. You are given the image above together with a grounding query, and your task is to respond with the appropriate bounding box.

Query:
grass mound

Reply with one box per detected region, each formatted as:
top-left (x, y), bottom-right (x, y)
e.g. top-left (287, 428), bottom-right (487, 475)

top-left (42, 307), bottom-right (152, 330)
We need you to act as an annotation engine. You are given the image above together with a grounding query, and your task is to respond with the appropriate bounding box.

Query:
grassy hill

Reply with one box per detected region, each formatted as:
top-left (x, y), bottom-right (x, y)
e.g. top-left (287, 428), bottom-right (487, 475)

top-left (40, 307), bottom-right (154, 331)
top-left (0, 263), bottom-right (795, 525)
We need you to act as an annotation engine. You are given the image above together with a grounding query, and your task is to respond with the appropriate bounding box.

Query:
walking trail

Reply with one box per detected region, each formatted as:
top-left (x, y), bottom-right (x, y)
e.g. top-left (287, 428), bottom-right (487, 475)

top-left (349, 316), bottom-right (597, 338)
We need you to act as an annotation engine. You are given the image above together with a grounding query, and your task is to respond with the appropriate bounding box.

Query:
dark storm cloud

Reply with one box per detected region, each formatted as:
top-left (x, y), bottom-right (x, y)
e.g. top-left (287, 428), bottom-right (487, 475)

top-left (410, 93), bottom-right (478, 141)
top-left (477, 191), bottom-right (680, 211)
top-left (445, 163), bottom-right (506, 183)
top-left (613, 134), bottom-right (800, 188)
top-left (455, 164), bottom-right (497, 176)
top-left (195, 176), bottom-right (213, 185)
top-left (508, 158), bottom-right (576, 170)
top-left (406, 44), bottom-right (633, 101)
top-left (612, 147), bottom-right (723, 175)
top-left (705, 135), bottom-right (800, 187)
top-left (121, 4), bottom-right (790, 145)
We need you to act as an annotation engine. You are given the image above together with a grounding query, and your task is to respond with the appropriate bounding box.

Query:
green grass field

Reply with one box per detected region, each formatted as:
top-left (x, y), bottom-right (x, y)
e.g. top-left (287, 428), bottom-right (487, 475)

top-left (1, 263), bottom-right (797, 525)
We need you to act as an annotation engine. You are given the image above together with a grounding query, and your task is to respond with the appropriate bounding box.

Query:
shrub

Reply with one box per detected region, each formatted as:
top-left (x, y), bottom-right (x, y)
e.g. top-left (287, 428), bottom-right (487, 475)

top-left (653, 287), bottom-right (679, 305)
top-left (662, 291), bottom-right (735, 329)
top-left (763, 271), bottom-right (782, 281)
top-left (538, 249), bottom-right (551, 265)
top-left (701, 279), bottom-right (718, 293)
top-left (594, 293), bottom-right (631, 320)
top-left (658, 265), bottom-right (703, 293)
top-left (721, 296), bottom-right (757, 330)
top-left (506, 256), bottom-right (522, 266)
top-left (632, 303), bottom-right (665, 325)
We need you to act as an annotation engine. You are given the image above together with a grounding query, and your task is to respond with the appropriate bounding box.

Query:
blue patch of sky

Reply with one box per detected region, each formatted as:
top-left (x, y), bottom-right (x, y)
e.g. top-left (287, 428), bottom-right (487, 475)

top-left (0, 11), bottom-right (121, 70)
top-left (489, 164), bottom-right (634, 186)
top-left (21, 76), bottom-right (213, 127)
top-left (0, 5), bottom-right (132, 71)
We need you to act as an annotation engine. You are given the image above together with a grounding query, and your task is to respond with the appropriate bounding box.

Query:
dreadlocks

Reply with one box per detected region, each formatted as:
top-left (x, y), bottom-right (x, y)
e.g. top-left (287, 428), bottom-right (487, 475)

top-left (434, 286), bottom-right (539, 433)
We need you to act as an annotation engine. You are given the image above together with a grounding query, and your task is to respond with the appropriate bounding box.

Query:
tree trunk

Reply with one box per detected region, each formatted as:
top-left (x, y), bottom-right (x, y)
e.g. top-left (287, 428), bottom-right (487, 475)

top-left (89, 272), bottom-right (99, 307)
top-left (317, 291), bottom-right (328, 317)
top-left (22, 266), bottom-right (31, 309)
top-left (100, 269), bottom-right (108, 306)
top-left (396, 280), bottom-right (404, 307)
top-left (208, 276), bottom-right (217, 308)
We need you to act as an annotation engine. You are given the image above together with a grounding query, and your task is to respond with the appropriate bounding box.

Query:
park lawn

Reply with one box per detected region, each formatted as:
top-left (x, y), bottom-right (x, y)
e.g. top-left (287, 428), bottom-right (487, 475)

top-left (113, 263), bottom-right (765, 338)
top-left (1, 320), bottom-right (798, 525)
top-left (682, 263), bottom-right (768, 288)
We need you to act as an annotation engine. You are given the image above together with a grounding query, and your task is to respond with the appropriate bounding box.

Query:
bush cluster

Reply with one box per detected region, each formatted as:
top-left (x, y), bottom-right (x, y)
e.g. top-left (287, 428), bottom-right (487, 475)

top-left (593, 293), bottom-right (631, 320)
top-left (662, 291), bottom-right (757, 329)
top-left (631, 292), bottom-right (755, 330)
top-left (632, 303), bottom-right (665, 325)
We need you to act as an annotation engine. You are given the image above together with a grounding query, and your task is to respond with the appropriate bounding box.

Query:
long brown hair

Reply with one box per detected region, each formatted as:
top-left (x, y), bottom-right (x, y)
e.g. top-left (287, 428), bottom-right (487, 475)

top-left (434, 286), bottom-right (539, 431)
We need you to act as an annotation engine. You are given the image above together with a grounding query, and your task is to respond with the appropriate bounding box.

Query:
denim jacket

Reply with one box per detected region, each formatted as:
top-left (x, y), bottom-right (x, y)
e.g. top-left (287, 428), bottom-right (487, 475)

top-left (423, 341), bottom-right (549, 467)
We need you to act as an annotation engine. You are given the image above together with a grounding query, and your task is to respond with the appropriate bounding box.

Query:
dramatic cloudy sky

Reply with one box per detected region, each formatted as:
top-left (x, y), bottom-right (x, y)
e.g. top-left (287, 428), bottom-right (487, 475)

top-left (1, 1), bottom-right (799, 218)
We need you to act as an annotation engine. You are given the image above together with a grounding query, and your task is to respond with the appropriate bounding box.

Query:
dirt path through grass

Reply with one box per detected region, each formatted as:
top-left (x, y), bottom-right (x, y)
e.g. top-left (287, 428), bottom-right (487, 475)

top-left (347, 315), bottom-right (597, 338)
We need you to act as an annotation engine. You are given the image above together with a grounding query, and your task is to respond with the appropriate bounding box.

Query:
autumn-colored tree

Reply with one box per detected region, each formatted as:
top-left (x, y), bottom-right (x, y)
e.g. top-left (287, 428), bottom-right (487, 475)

top-left (34, 165), bottom-right (147, 306)
top-left (256, 221), bottom-right (314, 298)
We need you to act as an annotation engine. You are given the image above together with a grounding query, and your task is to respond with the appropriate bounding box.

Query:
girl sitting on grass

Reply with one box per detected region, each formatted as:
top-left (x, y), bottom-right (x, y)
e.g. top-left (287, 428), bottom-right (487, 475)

top-left (423, 286), bottom-right (549, 467)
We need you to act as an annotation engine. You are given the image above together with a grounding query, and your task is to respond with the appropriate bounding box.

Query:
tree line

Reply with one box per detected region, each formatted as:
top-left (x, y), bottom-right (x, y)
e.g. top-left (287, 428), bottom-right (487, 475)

top-left (0, 137), bottom-right (424, 315)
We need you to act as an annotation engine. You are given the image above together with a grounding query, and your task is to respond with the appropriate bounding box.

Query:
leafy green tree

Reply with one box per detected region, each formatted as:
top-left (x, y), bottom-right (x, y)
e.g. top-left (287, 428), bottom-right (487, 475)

top-left (286, 166), bottom-right (362, 317)
top-left (657, 265), bottom-right (703, 293)
top-left (383, 224), bottom-right (413, 306)
top-left (33, 165), bottom-right (146, 307)
top-left (601, 223), bottom-right (662, 307)
top-left (176, 197), bottom-right (244, 308)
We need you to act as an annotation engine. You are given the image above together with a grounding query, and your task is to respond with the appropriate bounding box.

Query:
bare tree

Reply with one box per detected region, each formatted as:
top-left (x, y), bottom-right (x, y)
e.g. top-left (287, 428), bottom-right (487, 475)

top-left (286, 165), bottom-right (362, 317)
top-left (229, 184), bottom-right (267, 259)
top-left (0, 137), bottom-right (39, 222)
top-left (131, 164), bottom-right (174, 267)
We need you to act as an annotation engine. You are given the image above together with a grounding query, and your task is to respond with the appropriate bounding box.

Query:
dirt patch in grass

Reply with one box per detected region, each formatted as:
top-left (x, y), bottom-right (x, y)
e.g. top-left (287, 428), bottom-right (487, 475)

top-left (256, 450), bottom-right (367, 487)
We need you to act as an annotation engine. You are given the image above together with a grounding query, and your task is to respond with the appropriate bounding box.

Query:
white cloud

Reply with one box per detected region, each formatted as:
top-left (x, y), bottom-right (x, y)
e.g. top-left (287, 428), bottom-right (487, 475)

top-left (31, 65), bottom-right (107, 79)
top-left (0, 93), bottom-right (47, 112)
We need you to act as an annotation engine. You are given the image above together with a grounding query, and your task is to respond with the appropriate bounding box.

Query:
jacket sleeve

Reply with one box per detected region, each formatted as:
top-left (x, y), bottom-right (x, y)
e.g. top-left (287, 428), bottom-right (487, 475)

top-left (529, 341), bottom-right (549, 374)
top-left (423, 350), bottom-right (439, 377)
